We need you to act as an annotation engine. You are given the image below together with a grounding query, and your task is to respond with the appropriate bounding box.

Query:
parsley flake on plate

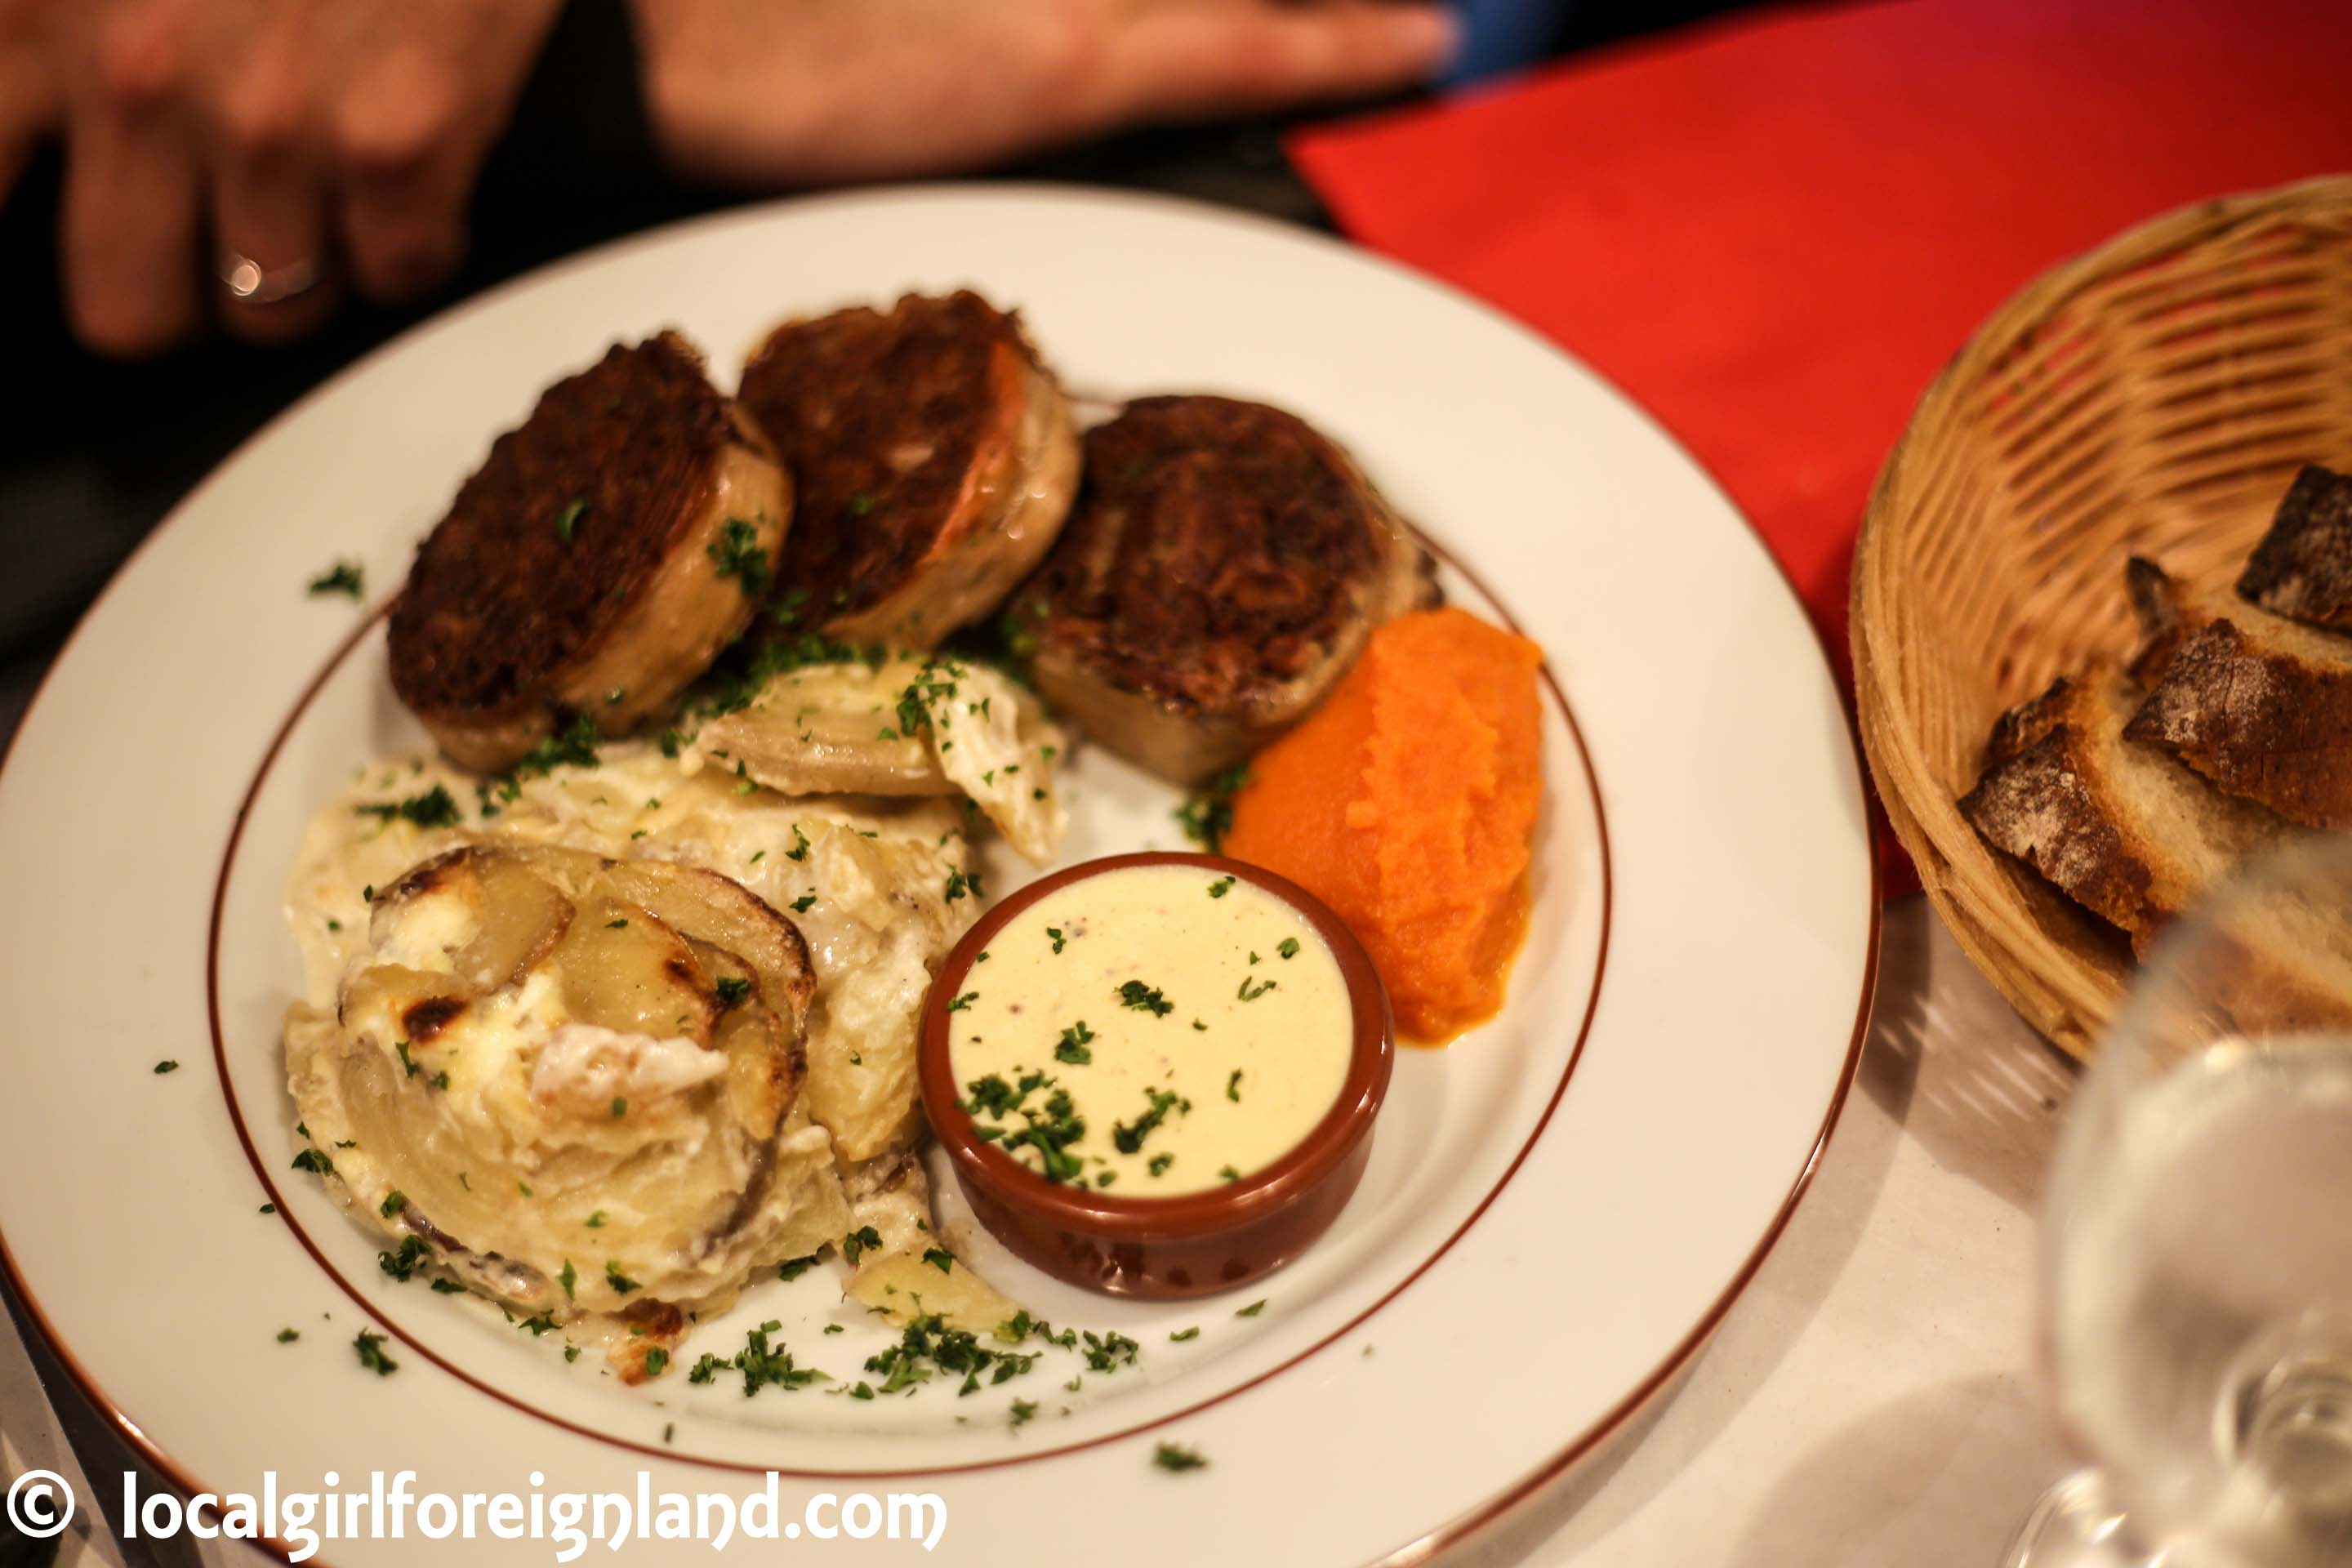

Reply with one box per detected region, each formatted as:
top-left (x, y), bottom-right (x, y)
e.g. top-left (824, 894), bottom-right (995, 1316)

top-left (353, 1330), bottom-right (399, 1376)
top-left (307, 560), bottom-right (364, 599)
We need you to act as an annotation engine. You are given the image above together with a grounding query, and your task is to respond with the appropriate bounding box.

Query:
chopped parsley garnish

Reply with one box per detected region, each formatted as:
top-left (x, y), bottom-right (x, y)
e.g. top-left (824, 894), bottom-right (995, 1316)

top-left (1054, 1021), bottom-right (1094, 1064)
top-left (607, 917), bottom-right (629, 929)
top-left (848, 491), bottom-right (876, 518)
top-left (997, 1088), bottom-right (1087, 1184)
top-left (922, 1248), bottom-right (956, 1275)
top-left (1236, 1299), bottom-right (1267, 1317)
top-left (1046, 926), bottom-right (1066, 954)
top-left (1148, 1152), bottom-right (1174, 1177)
top-left (276, 1328), bottom-right (299, 1343)
top-left (379, 1191), bottom-right (407, 1218)
top-left (1238, 976), bottom-right (1278, 1002)
top-left (605, 1261), bottom-right (640, 1294)
top-left (707, 517), bottom-right (773, 598)
top-left (785, 824), bottom-right (811, 862)
top-left (868, 1312), bottom-right (1038, 1397)
top-left (1113, 1088), bottom-right (1186, 1155)
top-left (1220, 1165), bottom-right (1241, 1181)
top-left (944, 991), bottom-right (979, 1013)
top-left (564, 1345), bottom-right (581, 1363)
top-left (777, 1254), bottom-right (819, 1281)
top-left (611, 1096), bottom-right (628, 1118)
top-left (841, 1226), bottom-right (884, 1267)
top-left (559, 1260), bottom-right (577, 1300)
top-left (644, 1348), bottom-right (670, 1377)
top-left (430, 1070), bottom-right (450, 1090)
top-left (353, 1331), bottom-right (399, 1376)
top-left (1153, 1442), bottom-right (1207, 1472)
top-left (378, 1235), bottom-right (430, 1281)
top-left (555, 497), bottom-right (586, 544)
top-left (691, 1320), bottom-right (828, 1396)
top-left (511, 711), bottom-right (601, 778)
top-left (291, 1148), bottom-right (334, 1176)
top-left (1009, 1398), bottom-right (1038, 1428)
top-left (394, 1041), bottom-right (418, 1078)
top-left (1207, 875), bottom-right (1235, 898)
top-left (1278, 937), bottom-right (1302, 960)
top-left (1169, 1327), bottom-right (1200, 1343)
top-left (153, 1059), bottom-right (179, 1075)
top-left (791, 893), bottom-right (817, 913)
top-left (430, 1279), bottom-right (466, 1294)
top-left (1175, 764), bottom-right (1250, 853)
top-left (1117, 980), bottom-right (1174, 1016)
top-left (963, 1072), bottom-right (1026, 1118)
top-left (944, 869), bottom-right (982, 903)
top-left (713, 976), bottom-right (753, 1008)
top-left (307, 560), bottom-right (364, 599)
top-left (1227, 1070), bottom-right (1243, 1102)
top-left (517, 1312), bottom-right (559, 1338)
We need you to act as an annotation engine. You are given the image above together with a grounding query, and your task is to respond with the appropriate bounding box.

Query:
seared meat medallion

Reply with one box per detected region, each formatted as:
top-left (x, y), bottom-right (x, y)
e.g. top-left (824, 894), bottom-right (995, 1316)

top-left (1013, 394), bottom-right (1437, 784)
top-left (390, 332), bottom-right (790, 771)
top-left (737, 292), bottom-right (1078, 647)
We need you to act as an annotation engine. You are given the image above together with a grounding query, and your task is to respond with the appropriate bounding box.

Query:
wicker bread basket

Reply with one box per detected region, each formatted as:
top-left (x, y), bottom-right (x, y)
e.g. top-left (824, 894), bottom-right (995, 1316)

top-left (1854, 176), bottom-right (2352, 1060)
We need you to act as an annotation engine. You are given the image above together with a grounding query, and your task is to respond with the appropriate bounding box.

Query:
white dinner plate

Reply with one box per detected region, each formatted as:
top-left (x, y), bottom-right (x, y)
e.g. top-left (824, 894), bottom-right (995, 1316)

top-left (0, 186), bottom-right (1876, 1566)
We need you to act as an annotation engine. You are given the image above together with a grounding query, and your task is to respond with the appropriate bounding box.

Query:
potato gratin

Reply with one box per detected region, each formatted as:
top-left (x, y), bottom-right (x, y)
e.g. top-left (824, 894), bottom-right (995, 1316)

top-left (284, 670), bottom-right (1058, 1370)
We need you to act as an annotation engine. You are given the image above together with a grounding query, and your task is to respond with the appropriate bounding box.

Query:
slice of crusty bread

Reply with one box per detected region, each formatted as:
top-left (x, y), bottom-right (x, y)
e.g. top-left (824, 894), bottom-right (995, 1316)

top-left (1959, 665), bottom-right (2294, 953)
top-left (2235, 463), bottom-right (2352, 631)
top-left (2124, 558), bottom-right (2352, 829)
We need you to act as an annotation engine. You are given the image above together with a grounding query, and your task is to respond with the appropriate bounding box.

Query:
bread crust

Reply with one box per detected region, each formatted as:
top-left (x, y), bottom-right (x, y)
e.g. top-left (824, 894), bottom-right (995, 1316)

top-left (1962, 674), bottom-right (2164, 942)
top-left (2124, 560), bottom-right (2352, 829)
top-left (1961, 666), bottom-right (2294, 954)
top-left (2236, 463), bottom-right (2352, 630)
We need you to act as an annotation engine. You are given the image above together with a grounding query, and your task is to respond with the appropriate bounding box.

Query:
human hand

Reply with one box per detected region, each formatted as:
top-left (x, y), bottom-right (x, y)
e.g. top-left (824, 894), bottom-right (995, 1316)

top-left (632, 0), bottom-right (1459, 185)
top-left (43, 0), bottom-right (562, 356)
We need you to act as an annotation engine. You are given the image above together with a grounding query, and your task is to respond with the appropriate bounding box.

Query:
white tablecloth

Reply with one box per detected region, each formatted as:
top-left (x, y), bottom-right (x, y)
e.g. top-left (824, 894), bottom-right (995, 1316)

top-left (2, 898), bottom-right (2081, 1566)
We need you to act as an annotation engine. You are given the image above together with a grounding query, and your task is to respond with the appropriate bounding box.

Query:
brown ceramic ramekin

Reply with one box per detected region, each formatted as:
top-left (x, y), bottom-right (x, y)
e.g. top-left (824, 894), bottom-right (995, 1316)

top-left (916, 851), bottom-right (1394, 1299)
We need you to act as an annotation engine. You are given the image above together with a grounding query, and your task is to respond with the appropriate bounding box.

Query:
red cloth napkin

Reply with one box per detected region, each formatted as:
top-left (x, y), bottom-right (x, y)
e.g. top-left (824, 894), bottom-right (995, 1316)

top-left (1290, 0), bottom-right (2352, 894)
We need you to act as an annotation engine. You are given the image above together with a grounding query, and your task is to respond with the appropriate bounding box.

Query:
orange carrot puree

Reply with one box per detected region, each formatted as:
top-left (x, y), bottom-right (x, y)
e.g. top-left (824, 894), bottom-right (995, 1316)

top-left (1223, 607), bottom-right (1544, 1045)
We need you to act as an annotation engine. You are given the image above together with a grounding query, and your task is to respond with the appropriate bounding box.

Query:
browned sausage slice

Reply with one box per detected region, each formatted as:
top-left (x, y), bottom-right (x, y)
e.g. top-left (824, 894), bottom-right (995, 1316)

top-left (390, 332), bottom-right (790, 772)
top-left (1013, 395), bottom-right (1437, 785)
top-left (737, 292), bottom-right (1077, 648)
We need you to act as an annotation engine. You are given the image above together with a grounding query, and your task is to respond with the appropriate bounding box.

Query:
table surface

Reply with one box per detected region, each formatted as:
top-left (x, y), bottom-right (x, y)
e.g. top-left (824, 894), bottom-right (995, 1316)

top-left (2, 896), bottom-right (2080, 1566)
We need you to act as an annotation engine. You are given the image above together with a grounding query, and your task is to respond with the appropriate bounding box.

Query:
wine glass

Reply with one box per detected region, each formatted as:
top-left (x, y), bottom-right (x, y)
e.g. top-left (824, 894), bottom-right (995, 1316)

top-left (2005, 837), bottom-right (2352, 1567)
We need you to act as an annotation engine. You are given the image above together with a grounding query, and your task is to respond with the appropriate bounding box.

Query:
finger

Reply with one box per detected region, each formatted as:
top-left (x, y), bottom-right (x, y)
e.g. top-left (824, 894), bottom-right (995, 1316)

top-left (61, 2), bottom-right (205, 357)
top-left (331, 45), bottom-right (477, 304)
top-left (1107, 1), bottom-right (1459, 122)
top-left (0, 16), bottom-right (56, 218)
top-left (332, 0), bottom-right (561, 305)
top-left (209, 21), bottom-right (337, 341)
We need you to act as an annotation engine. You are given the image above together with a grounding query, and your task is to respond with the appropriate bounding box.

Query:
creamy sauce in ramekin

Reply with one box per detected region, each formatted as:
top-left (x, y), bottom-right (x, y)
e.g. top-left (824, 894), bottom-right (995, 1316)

top-left (947, 864), bottom-right (1352, 1195)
